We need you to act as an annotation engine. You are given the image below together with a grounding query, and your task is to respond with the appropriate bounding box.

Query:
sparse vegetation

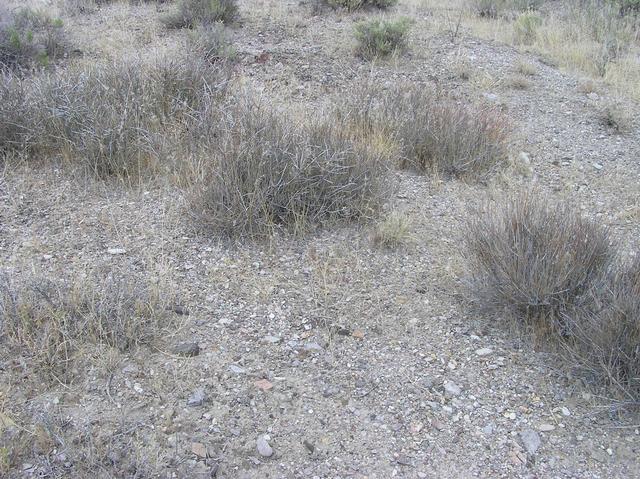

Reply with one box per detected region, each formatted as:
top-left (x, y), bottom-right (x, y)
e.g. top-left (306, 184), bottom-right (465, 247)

top-left (190, 99), bottom-right (389, 238)
top-left (354, 17), bottom-right (411, 59)
top-left (372, 210), bottom-right (412, 248)
top-left (162, 0), bottom-right (238, 29)
top-left (347, 85), bottom-right (509, 180)
top-left (516, 59), bottom-right (537, 75)
top-left (0, 55), bottom-right (230, 177)
top-left (465, 192), bottom-right (640, 403)
top-left (0, 272), bottom-right (174, 384)
top-left (471, 0), bottom-right (544, 18)
top-left (0, 7), bottom-right (68, 71)
top-left (323, 0), bottom-right (398, 11)
top-left (600, 100), bottom-right (632, 133)
top-left (513, 11), bottom-right (542, 45)
top-left (189, 22), bottom-right (236, 63)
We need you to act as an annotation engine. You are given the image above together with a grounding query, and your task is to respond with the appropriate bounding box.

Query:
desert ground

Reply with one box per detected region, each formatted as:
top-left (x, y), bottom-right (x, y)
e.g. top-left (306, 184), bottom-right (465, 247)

top-left (1, 0), bottom-right (640, 477)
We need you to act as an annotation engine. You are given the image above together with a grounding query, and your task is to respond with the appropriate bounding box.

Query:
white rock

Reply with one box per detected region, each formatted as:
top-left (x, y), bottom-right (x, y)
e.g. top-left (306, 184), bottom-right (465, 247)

top-left (561, 407), bottom-right (571, 416)
top-left (256, 435), bottom-right (273, 457)
top-left (475, 348), bottom-right (493, 356)
top-left (538, 424), bottom-right (555, 432)
top-left (107, 248), bottom-right (127, 255)
top-left (444, 382), bottom-right (462, 397)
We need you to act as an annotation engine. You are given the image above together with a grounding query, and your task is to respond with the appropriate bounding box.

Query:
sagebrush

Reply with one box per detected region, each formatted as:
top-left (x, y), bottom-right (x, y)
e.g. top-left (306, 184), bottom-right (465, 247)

top-left (354, 17), bottom-right (411, 59)
top-left (162, 0), bottom-right (238, 29)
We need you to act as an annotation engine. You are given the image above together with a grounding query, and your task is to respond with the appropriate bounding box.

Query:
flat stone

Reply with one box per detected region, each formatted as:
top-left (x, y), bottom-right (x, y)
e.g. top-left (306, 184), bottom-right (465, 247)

top-left (187, 388), bottom-right (206, 407)
top-left (444, 382), bottom-right (462, 397)
top-left (538, 423), bottom-right (555, 432)
top-left (107, 248), bottom-right (127, 255)
top-left (519, 428), bottom-right (541, 455)
top-left (256, 436), bottom-right (273, 457)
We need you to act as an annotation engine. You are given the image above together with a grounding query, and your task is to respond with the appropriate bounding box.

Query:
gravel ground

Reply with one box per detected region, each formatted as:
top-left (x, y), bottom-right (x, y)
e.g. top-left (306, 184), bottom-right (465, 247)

top-left (1, 0), bottom-right (639, 477)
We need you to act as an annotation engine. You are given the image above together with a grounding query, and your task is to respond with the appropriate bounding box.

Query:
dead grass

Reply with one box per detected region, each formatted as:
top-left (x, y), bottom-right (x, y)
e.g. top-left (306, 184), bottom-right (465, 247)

top-left (600, 99), bottom-right (633, 133)
top-left (0, 54), bottom-right (230, 178)
top-left (371, 210), bottom-right (412, 248)
top-left (347, 84), bottom-right (510, 180)
top-left (0, 271), bottom-right (176, 385)
top-left (162, 0), bottom-right (238, 29)
top-left (465, 190), bottom-right (640, 405)
top-left (465, 191), bottom-right (614, 337)
top-left (189, 97), bottom-right (389, 238)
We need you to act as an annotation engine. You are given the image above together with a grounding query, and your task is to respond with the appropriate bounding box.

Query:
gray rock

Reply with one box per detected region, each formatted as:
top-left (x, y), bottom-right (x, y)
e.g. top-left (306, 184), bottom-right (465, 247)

top-left (229, 365), bottom-right (247, 374)
top-left (172, 342), bottom-right (200, 357)
top-left (519, 428), bottom-right (541, 455)
top-left (304, 342), bottom-right (323, 352)
top-left (256, 435), bottom-right (273, 457)
top-left (187, 388), bottom-right (206, 407)
top-left (263, 335), bottom-right (282, 344)
top-left (444, 381), bottom-right (462, 397)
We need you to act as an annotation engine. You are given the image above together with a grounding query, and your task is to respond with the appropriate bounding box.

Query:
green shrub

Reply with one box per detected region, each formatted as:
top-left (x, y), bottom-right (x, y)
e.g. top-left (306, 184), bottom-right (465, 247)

top-left (190, 98), bottom-right (389, 238)
top-left (0, 7), bottom-right (67, 70)
top-left (162, 0), bottom-right (238, 29)
top-left (354, 17), bottom-right (411, 59)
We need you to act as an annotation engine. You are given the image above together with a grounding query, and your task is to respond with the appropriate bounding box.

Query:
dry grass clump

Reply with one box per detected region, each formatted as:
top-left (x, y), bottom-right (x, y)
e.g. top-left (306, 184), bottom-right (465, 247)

top-left (600, 100), bottom-right (633, 133)
top-left (0, 55), bottom-right (230, 178)
top-left (322, 0), bottom-right (398, 11)
top-left (0, 272), bottom-right (175, 384)
top-left (516, 59), bottom-right (537, 75)
top-left (0, 7), bottom-right (68, 71)
top-left (470, 0), bottom-right (544, 18)
top-left (372, 210), bottom-right (412, 248)
top-left (350, 85), bottom-right (509, 180)
top-left (190, 99), bottom-right (389, 238)
top-left (354, 17), bottom-right (411, 59)
top-left (189, 22), bottom-right (236, 63)
top-left (465, 192), bottom-right (614, 334)
top-left (465, 191), bottom-right (640, 404)
top-left (162, 0), bottom-right (238, 29)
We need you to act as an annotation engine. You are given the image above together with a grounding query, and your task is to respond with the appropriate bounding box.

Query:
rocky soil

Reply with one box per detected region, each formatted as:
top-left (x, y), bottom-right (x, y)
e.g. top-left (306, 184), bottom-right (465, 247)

top-left (1, 0), bottom-right (639, 477)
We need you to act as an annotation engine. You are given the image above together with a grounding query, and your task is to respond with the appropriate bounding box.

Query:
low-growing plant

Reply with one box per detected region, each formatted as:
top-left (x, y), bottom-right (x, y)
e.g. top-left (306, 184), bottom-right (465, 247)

top-left (190, 98), bottom-right (389, 238)
top-left (516, 59), bottom-right (537, 75)
top-left (0, 55), bottom-right (230, 178)
top-left (0, 272), bottom-right (175, 383)
top-left (354, 17), bottom-right (411, 59)
top-left (324, 0), bottom-right (398, 11)
top-left (0, 7), bottom-right (68, 71)
top-left (465, 191), bottom-right (614, 337)
top-left (372, 210), bottom-right (412, 248)
top-left (162, 0), bottom-right (238, 29)
top-left (189, 22), bottom-right (236, 63)
top-left (466, 191), bottom-right (640, 404)
top-left (471, 0), bottom-right (544, 18)
top-left (513, 11), bottom-right (542, 45)
top-left (600, 100), bottom-right (632, 133)
top-left (347, 85), bottom-right (509, 179)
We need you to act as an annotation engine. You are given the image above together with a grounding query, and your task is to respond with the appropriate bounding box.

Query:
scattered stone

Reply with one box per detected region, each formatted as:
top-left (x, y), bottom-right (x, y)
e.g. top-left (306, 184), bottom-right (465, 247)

top-left (482, 424), bottom-right (494, 436)
top-left (589, 447), bottom-right (609, 463)
top-left (561, 406), bottom-right (571, 416)
top-left (322, 386), bottom-right (340, 398)
top-left (256, 435), bottom-right (273, 458)
top-left (475, 347), bottom-right (493, 356)
top-left (303, 439), bottom-right (315, 453)
top-left (172, 342), bottom-right (200, 357)
top-left (538, 424), bottom-right (555, 432)
top-left (352, 329), bottom-right (365, 339)
top-left (593, 162), bottom-right (604, 170)
top-left (519, 428), bottom-right (541, 455)
top-left (444, 381), bottom-right (462, 397)
top-left (191, 442), bottom-right (207, 458)
top-left (107, 248), bottom-right (127, 255)
top-left (187, 388), bottom-right (207, 407)
top-left (304, 342), bottom-right (323, 352)
top-left (229, 365), bottom-right (246, 374)
top-left (254, 379), bottom-right (273, 392)
top-left (262, 335), bottom-right (282, 344)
